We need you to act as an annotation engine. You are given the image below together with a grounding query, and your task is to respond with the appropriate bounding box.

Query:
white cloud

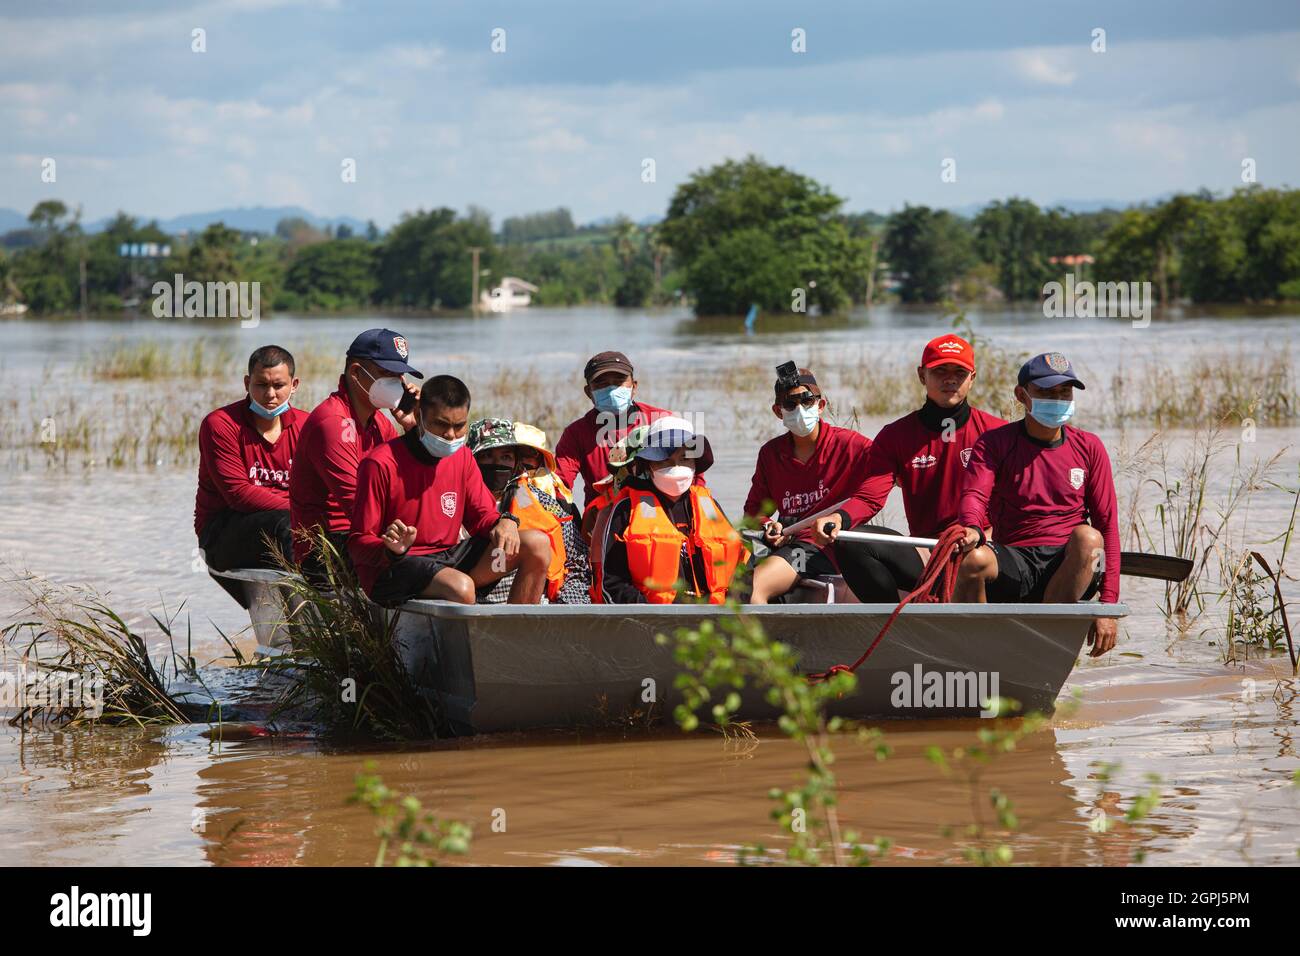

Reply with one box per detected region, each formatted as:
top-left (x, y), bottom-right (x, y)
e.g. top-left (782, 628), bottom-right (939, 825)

top-left (1014, 50), bottom-right (1077, 87)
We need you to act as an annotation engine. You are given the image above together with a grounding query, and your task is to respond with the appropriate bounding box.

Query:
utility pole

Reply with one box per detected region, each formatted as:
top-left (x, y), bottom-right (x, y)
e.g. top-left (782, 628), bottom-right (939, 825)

top-left (79, 249), bottom-right (87, 319)
top-left (469, 246), bottom-right (482, 316)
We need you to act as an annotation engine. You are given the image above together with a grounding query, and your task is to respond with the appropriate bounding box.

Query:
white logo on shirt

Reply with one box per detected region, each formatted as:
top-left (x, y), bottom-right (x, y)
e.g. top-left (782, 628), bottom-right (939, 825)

top-left (911, 454), bottom-right (937, 469)
top-left (441, 491), bottom-right (458, 516)
top-left (1069, 467), bottom-right (1085, 489)
top-left (960, 447), bottom-right (973, 467)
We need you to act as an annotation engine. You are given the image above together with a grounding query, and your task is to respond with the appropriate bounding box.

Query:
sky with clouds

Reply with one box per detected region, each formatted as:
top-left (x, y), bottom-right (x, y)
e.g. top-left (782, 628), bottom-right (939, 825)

top-left (3, 0), bottom-right (1299, 228)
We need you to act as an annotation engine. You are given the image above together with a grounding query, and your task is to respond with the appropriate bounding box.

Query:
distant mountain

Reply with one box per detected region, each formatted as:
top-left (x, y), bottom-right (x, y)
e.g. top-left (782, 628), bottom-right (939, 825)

top-left (0, 205), bottom-right (371, 237)
top-left (0, 208), bottom-right (27, 233)
top-left (940, 194), bottom-right (1178, 218)
top-left (100, 206), bottom-right (371, 236)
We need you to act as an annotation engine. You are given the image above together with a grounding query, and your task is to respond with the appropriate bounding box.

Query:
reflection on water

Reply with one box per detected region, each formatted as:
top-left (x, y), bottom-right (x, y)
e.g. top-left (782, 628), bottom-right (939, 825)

top-left (1, 306), bottom-right (1298, 866)
top-left (2, 661), bottom-right (1294, 866)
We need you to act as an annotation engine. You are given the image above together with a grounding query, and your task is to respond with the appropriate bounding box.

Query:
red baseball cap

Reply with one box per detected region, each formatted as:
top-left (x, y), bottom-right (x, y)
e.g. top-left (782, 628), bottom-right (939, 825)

top-left (921, 334), bottom-right (974, 371)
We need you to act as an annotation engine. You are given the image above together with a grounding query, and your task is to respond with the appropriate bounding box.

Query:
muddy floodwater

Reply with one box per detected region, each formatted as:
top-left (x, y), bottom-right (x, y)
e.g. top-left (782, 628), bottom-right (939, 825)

top-left (1, 305), bottom-right (1298, 866)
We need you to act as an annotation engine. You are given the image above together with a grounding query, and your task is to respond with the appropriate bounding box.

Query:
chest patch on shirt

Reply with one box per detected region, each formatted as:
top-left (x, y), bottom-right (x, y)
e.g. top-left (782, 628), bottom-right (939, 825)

top-left (911, 454), bottom-right (937, 469)
top-left (960, 447), bottom-right (973, 467)
top-left (1069, 467), bottom-right (1085, 489)
top-left (441, 491), bottom-right (458, 516)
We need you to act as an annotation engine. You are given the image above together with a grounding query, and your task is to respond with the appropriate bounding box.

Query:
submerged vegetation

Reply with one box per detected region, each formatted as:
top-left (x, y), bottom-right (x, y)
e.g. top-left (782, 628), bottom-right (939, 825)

top-left (0, 567), bottom-right (205, 727)
top-left (261, 532), bottom-right (447, 741)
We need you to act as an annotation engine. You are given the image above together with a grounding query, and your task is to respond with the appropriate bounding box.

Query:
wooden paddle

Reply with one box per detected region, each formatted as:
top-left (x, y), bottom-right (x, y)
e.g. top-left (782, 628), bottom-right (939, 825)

top-left (828, 527), bottom-right (1194, 583)
top-left (755, 498), bottom-right (851, 539)
top-left (742, 526), bottom-right (1193, 582)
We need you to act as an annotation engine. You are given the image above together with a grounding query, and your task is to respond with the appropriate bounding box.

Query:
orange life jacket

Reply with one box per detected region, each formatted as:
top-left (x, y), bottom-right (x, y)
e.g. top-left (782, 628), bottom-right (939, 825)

top-left (506, 478), bottom-right (574, 601)
top-left (591, 484), bottom-right (745, 604)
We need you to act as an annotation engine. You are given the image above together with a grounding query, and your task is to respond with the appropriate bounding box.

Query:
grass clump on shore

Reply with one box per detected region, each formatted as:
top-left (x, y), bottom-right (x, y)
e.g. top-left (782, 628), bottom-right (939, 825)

top-left (1, 568), bottom-right (198, 727)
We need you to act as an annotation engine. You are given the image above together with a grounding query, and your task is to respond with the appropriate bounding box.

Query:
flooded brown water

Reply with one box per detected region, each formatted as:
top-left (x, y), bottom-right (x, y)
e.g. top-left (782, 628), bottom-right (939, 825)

top-left (1, 306), bottom-right (1298, 866)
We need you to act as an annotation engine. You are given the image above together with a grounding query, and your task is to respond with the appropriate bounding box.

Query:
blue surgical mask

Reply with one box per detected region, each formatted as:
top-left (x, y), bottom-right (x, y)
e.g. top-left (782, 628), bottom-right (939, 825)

top-left (249, 397), bottom-right (291, 419)
top-left (1029, 398), bottom-right (1075, 428)
top-left (592, 384), bottom-right (633, 413)
top-left (418, 425), bottom-right (466, 458)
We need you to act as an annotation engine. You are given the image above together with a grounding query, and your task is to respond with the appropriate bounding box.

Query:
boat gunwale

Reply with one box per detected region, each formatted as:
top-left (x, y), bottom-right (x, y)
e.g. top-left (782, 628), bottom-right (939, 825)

top-left (208, 568), bottom-right (1127, 621)
top-left (397, 600), bottom-right (1128, 619)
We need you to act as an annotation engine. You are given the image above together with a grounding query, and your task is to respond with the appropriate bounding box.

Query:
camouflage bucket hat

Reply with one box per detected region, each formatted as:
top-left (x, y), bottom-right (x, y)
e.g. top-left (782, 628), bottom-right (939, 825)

top-left (468, 418), bottom-right (516, 456)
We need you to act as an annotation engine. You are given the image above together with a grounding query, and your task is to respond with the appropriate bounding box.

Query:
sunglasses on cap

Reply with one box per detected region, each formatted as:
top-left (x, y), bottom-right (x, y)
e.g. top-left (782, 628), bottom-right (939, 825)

top-left (778, 392), bottom-right (820, 411)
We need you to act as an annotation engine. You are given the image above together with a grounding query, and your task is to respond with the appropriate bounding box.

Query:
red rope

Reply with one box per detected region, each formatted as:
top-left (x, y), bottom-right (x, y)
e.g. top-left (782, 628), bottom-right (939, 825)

top-left (808, 524), bottom-right (969, 683)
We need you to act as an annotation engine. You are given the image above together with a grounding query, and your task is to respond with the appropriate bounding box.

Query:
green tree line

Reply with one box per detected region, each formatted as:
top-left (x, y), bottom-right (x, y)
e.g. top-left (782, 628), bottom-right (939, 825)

top-left (4, 160), bottom-right (1298, 317)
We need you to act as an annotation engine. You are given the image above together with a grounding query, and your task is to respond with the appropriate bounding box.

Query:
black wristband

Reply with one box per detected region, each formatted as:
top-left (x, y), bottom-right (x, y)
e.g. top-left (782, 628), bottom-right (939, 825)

top-left (498, 512), bottom-right (521, 526)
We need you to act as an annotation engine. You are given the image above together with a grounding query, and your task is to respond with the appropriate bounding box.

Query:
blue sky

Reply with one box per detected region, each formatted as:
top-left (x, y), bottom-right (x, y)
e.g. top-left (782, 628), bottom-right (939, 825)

top-left (3, 0), bottom-right (1299, 227)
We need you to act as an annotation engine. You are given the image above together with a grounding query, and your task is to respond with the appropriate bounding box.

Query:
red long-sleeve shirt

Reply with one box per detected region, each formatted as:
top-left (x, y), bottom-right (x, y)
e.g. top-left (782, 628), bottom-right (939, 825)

top-left (289, 376), bottom-right (398, 562)
top-left (840, 403), bottom-right (1006, 538)
top-left (555, 401), bottom-right (674, 507)
top-left (743, 423), bottom-right (872, 547)
top-left (194, 399), bottom-right (308, 535)
top-left (958, 420), bottom-right (1121, 602)
top-left (349, 433), bottom-right (502, 594)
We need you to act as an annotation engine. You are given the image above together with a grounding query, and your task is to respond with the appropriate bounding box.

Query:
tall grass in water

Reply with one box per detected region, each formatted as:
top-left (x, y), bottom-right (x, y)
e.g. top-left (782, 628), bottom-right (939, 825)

top-left (0, 567), bottom-right (197, 727)
top-left (1218, 473), bottom-right (1299, 670)
top-left (259, 531), bottom-right (447, 740)
top-left (1125, 426), bottom-right (1288, 622)
top-left (86, 339), bottom-right (343, 382)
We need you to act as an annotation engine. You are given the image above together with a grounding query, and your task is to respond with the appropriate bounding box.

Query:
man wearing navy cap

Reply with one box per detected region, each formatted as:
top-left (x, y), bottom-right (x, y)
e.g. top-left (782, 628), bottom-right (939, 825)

top-left (954, 351), bottom-right (1121, 657)
top-left (290, 328), bottom-right (423, 582)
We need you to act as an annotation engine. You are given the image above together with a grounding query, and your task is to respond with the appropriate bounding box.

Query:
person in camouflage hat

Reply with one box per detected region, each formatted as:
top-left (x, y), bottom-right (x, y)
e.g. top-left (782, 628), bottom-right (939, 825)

top-left (467, 417), bottom-right (592, 604)
top-left (468, 417), bottom-right (521, 497)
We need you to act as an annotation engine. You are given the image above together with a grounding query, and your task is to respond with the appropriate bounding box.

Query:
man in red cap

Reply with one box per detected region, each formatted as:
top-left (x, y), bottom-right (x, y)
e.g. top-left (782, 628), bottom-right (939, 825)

top-left (743, 363), bottom-right (872, 603)
top-left (812, 333), bottom-right (1005, 600)
top-left (554, 350), bottom-right (674, 509)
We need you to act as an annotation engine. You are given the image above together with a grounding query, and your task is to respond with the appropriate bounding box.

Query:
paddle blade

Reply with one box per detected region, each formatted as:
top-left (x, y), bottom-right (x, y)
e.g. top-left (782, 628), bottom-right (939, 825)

top-left (1119, 551), bottom-right (1193, 583)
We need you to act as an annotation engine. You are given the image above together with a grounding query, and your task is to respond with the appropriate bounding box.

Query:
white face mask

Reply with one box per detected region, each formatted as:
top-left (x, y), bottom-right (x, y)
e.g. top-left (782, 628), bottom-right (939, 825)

top-left (651, 463), bottom-right (694, 496)
top-left (782, 403), bottom-right (820, 437)
top-left (357, 366), bottom-right (405, 410)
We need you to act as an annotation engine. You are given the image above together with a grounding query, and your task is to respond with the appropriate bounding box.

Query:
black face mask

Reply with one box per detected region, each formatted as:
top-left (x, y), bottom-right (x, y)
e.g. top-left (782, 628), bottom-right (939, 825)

top-left (479, 462), bottom-right (515, 494)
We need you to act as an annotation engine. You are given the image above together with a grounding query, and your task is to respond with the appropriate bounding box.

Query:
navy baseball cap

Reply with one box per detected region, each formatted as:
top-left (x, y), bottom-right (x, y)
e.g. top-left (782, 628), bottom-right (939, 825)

top-left (1018, 351), bottom-right (1085, 390)
top-left (346, 328), bottom-right (423, 378)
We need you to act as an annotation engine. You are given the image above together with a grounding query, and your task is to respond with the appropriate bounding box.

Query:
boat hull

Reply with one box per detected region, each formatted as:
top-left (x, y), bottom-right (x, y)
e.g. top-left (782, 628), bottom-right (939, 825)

top-left (212, 570), bottom-right (1124, 736)
top-left (394, 601), bottom-right (1122, 734)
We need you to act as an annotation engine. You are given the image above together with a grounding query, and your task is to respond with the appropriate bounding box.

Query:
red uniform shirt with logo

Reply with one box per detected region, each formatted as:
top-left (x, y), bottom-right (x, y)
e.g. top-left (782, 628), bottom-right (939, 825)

top-left (555, 402), bottom-right (674, 508)
top-left (958, 420), bottom-right (1120, 602)
top-left (289, 376), bottom-right (398, 562)
top-left (349, 436), bottom-right (501, 594)
top-left (840, 405), bottom-right (1006, 538)
top-left (743, 423), bottom-right (872, 548)
top-left (194, 399), bottom-right (308, 535)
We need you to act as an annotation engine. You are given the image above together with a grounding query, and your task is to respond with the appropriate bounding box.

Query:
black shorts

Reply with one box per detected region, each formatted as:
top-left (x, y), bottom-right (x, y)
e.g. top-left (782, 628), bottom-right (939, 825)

top-left (199, 508), bottom-right (292, 571)
top-left (369, 537), bottom-right (491, 607)
top-left (767, 539), bottom-right (838, 579)
top-left (986, 543), bottom-right (1101, 604)
top-left (297, 529), bottom-right (354, 588)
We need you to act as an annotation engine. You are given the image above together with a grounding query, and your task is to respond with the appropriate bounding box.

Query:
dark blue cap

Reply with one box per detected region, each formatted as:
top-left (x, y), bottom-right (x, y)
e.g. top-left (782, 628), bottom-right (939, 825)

top-left (346, 328), bottom-right (423, 378)
top-left (1018, 351), bottom-right (1085, 390)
